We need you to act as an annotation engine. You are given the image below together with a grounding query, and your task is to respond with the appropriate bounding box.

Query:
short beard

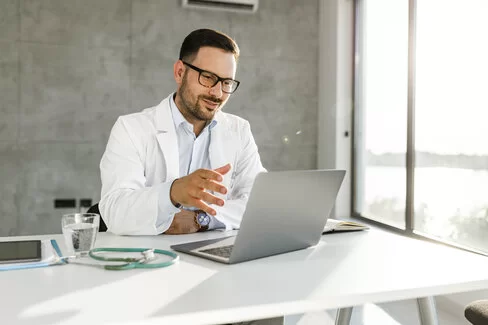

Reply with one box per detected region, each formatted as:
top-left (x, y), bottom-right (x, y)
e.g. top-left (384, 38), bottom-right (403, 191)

top-left (178, 72), bottom-right (223, 122)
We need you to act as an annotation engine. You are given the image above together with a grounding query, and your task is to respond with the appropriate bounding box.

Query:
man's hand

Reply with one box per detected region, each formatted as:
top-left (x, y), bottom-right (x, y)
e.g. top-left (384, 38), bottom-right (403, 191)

top-left (164, 210), bottom-right (199, 234)
top-left (170, 164), bottom-right (231, 216)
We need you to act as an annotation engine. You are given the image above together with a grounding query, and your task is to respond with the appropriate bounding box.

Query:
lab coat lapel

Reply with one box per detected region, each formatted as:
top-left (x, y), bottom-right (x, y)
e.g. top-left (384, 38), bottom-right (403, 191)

top-left (155, 96), bottom-right (179, 180)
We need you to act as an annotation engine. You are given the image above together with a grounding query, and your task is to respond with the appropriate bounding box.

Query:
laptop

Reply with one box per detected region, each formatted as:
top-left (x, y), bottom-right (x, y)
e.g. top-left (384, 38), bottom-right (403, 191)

top-left (171, 169), bottom-right (345, 264)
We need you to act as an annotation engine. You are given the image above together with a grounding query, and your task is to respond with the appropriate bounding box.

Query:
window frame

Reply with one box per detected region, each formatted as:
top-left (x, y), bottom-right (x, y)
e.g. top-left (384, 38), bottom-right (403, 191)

top-left (351, 0), bottom-right (488, 256)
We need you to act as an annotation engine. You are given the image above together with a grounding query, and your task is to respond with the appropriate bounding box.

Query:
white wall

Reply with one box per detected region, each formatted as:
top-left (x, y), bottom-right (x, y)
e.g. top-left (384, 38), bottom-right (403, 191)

top-left (317, 0), bottom-right (354, 218)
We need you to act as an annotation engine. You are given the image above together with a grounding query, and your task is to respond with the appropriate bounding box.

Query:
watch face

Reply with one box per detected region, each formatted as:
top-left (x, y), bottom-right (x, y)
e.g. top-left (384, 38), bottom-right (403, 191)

top-left (197, 212), bottom-right (210, 227)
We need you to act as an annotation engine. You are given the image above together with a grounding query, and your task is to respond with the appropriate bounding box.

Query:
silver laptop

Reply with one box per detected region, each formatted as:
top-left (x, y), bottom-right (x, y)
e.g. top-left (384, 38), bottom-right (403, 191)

top-left (171, 169), bottom-right (345, 264)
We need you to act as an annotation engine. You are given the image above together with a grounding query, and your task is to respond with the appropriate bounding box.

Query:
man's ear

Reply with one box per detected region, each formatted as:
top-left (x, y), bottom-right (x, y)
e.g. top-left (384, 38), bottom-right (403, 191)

top-left (174, 60), bottom-right (185, 83)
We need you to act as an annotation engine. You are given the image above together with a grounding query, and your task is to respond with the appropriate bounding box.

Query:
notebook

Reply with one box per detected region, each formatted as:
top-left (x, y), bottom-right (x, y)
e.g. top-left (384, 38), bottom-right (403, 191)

top-left (171, 169), bottom-right (346, 264)
top-left (323, 218), bottom-right (370, 234)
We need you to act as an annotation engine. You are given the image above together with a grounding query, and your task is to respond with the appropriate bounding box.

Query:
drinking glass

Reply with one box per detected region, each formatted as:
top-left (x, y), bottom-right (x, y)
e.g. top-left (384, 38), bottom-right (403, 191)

top-left (62, 213), bottom-right (100, 257)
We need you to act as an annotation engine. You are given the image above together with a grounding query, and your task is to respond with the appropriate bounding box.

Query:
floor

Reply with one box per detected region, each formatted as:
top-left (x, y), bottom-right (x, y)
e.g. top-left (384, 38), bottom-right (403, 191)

top-left (285, 299), bottom-right (470, 325)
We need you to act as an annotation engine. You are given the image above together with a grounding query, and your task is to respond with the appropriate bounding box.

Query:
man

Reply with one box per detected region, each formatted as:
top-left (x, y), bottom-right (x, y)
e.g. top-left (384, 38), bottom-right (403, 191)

top-left (99, 29), bottom-right (265, 236)
top-left (100, 29), bottom-right (282, 325)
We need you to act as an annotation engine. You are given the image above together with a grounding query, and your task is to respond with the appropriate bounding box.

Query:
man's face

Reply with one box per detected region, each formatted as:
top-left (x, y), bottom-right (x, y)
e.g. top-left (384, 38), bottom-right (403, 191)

top-left (175, 46), bottom-right (237, 123)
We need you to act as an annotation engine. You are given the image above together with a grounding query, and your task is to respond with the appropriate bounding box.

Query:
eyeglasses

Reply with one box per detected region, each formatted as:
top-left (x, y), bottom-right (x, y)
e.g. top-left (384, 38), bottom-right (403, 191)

top-left (182, 61), bottom-right (240, 94)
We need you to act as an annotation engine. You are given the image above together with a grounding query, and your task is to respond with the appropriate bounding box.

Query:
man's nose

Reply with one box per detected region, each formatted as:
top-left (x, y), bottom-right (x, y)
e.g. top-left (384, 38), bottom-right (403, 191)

top-left (209, 81), bottom-right (223, 98)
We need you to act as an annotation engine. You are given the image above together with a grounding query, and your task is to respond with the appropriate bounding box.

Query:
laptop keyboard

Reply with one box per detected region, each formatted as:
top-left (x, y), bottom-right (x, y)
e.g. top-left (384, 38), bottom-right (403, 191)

top-left (199, 245), bottom-right (234, 258)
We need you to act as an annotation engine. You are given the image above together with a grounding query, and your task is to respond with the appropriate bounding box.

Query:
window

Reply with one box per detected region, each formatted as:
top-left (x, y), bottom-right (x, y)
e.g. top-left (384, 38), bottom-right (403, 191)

top-left (354, 0), bottom-right (488, 253)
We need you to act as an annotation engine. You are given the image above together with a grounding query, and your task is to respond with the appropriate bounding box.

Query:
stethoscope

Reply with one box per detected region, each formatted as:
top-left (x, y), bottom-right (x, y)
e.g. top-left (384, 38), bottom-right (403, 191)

top-left (76, 247), bottom-right (179, 270)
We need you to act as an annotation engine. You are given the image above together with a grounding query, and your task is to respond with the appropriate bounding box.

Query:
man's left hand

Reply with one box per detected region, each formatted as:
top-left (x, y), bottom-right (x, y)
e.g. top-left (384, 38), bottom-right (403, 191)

top-left (164, 210), bottom-right (199, 234)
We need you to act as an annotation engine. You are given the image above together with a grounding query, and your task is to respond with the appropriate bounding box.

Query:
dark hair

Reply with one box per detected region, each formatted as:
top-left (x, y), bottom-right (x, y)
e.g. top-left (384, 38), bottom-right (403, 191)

top-left (179, 29), bottom-right (240, 63)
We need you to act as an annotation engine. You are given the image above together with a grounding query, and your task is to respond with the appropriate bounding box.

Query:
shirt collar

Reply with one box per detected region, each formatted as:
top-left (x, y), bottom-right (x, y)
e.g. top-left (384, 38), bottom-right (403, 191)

top-left (170, 93), bottom-right (218, 131)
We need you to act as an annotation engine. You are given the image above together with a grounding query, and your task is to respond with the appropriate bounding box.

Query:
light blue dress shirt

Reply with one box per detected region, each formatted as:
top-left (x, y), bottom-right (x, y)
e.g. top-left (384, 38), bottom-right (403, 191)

top-left (156, 94), bottom-right (225, 230)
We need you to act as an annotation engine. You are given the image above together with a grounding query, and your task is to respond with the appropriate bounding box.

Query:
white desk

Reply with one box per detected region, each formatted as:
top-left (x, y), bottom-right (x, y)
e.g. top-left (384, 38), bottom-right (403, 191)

top-left (2, 229), bottom-right (488, 325)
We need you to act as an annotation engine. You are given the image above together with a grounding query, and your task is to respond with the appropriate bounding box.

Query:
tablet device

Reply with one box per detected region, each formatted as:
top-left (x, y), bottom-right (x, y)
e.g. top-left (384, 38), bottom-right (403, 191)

top-left (0, 240), bottom-right (42, 264)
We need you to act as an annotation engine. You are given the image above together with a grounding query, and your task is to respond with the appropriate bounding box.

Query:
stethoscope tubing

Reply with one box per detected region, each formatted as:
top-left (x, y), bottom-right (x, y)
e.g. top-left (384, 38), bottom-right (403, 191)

top-left (89, 247), bottom-right (179, 270)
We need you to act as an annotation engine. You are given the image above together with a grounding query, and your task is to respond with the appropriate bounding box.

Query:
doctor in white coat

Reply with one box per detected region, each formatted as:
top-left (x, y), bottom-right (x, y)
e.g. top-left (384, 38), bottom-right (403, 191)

top-left (99, 29), bottom-right (266, 237)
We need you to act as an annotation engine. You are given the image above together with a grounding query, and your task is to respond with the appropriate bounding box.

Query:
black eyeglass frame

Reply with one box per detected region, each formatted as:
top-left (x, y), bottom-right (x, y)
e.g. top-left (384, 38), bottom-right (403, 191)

top-left (181, 61), bottom-right (240, 94)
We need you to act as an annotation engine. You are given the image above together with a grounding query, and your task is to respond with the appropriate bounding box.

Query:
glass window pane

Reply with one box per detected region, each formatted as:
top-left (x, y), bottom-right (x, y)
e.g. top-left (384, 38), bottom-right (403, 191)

top-left (355, 0), bottom-right (409, 228)
top-left (414, 0), bottom-right (488, 251)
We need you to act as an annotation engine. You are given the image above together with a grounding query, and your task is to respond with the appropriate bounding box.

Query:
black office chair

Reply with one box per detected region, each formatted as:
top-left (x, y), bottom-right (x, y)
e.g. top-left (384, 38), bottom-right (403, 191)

top-left (465, 300), bottom-right (488, 325)
top-left (86, 203), bottom-right (108, 232)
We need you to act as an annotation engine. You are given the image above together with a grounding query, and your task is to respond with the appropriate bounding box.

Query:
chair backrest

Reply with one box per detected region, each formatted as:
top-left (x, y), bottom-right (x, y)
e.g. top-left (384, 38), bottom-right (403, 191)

top-left (87, 203), bottom-right (107, 232)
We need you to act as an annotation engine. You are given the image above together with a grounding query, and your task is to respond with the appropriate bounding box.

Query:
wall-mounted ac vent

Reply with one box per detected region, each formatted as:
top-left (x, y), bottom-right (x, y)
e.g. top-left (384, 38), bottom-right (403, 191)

top-left (182, 0), bottom-right (258, 14)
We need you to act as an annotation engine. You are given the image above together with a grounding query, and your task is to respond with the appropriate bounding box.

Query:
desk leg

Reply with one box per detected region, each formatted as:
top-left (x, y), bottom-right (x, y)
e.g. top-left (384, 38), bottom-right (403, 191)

top-left (335, 307), bottom-right (353, 325)
top-left (417, 297), bottom-right (439, 325)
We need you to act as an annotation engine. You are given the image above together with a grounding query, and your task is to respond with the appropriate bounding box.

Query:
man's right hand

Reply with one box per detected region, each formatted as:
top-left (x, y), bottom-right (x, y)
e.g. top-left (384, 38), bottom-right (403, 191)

top-left (170, 163), bottom-right (231, 216)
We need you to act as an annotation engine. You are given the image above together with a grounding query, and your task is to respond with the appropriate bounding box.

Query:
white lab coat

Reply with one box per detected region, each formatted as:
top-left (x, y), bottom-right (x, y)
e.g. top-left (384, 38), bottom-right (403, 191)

top-left (99, 94), bottom-right (266, 235)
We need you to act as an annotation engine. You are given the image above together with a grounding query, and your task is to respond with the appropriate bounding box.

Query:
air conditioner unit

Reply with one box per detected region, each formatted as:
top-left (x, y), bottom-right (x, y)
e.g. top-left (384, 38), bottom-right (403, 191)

top-left (182, 0), bottom-right (258, 14)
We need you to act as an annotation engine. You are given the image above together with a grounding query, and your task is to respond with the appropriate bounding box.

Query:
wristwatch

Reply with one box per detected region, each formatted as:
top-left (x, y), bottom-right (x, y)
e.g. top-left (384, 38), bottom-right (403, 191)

top-left (194, 210), bottom-right (210, 231)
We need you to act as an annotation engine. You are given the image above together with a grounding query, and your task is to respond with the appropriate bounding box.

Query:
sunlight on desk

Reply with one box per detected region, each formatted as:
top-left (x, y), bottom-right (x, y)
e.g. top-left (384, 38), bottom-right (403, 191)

top-left (20, 262), bottom-right (216, 324)
top-left (4, 230), bottom-right (488, 325)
